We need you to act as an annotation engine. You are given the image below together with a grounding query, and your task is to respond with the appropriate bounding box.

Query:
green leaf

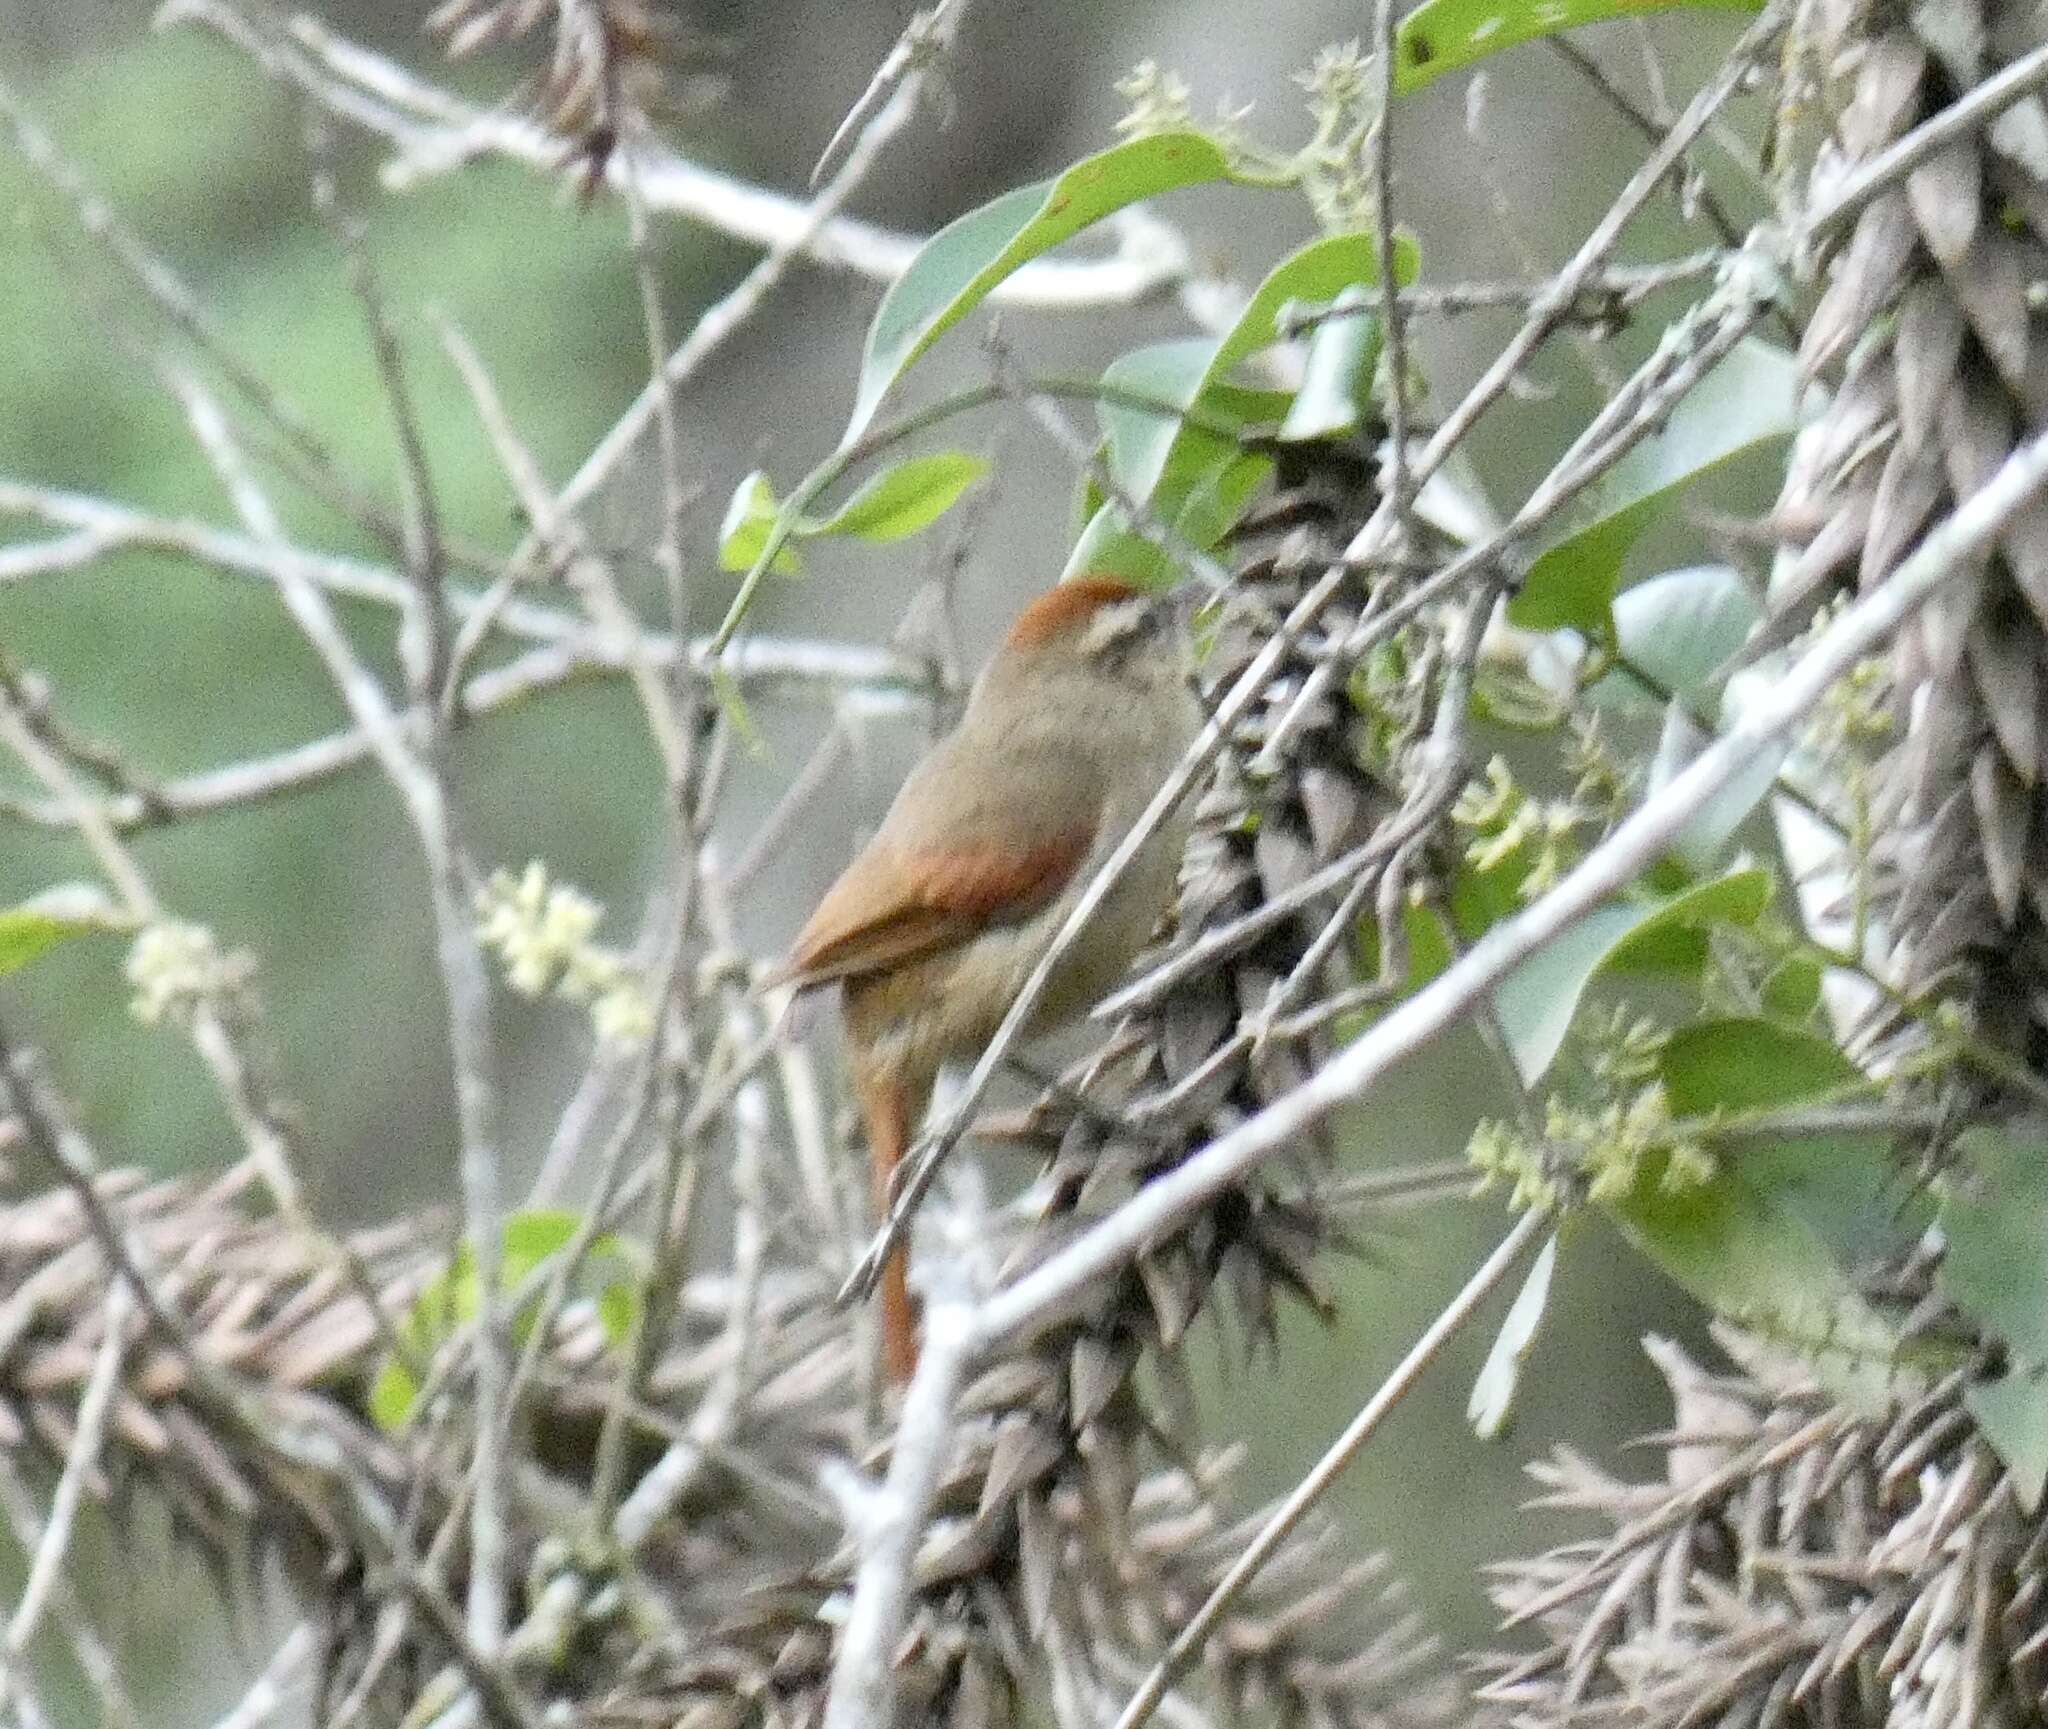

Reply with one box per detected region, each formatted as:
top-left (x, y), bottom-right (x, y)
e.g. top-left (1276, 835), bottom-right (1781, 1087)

top-left (1602, 1151), bottom-right (1903, 1416)
top-left (1940, 1130), bottom-right (2048, 1505)
top-left (1968, 1370), bottom-right (2048, 1512)
top-left (1760, 956), bottom-right (1823, 1020)
top-left (0, 884), bottom-right (129, 977)
top-left (1064, 505), bottom-right (1181, 590)
top-left (1604, 868), bottom-right (1772, 970)
top-left (809, 451), bottom-right (990, 541)
top-left (501, 1209), bottom-right (583, 1286)
top-left (1661, 1017), bottom-right (1907, 1261)
top-left (718, 471), bottom-right (801, 575)
top-left (1660, 1017), bottom-right (1864, 1118)
top-left (1344, 897), bottom-right (1455, 1034)
top-left (1395, 0), bottom-right (1766, 95)
top-left (1591, 564), bottom-right (1760, 712)
top-left (1941, 1128), bottom-right (2048, 1363)
top-left (368, 1360), bottom-right (418, 1432)
top-left (1468, 1233), bottom-right (1557, 1440)
top-left (1278, 288), bottom-right (1380, 442)
top-left (1061, 230), bottom-right (1419, 586)
top-left (845, 131), bottom-right (1234, 444)
top-left (1510, 340), bottom-right (1800, 640)
top-left (1493, 868), bottom-right (1771, 1086)
top-left (598, 1279), bottom-right (638, 1349)
top-left (1114, 232), bottom-right (1417, 507)
top-left (1063, 343), bottom-right (1286, 586)
top-left (369, 1209), bottom-right (639, 1432)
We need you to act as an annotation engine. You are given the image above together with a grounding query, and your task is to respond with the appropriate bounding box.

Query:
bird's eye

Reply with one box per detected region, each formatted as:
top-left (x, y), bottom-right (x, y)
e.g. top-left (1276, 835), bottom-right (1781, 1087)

top-left (1080, 597), bottom-right (1160, 663)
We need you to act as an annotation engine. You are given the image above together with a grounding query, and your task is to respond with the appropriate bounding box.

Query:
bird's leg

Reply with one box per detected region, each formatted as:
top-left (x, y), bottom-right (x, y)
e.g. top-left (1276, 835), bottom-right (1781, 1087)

top-left (854, 1071), bottom-right (922, 1384)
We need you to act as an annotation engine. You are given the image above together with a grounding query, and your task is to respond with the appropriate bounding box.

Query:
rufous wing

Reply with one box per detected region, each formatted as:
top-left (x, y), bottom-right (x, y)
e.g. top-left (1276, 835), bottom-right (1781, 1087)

top-left (776, 828), bottom-right (1093, 989)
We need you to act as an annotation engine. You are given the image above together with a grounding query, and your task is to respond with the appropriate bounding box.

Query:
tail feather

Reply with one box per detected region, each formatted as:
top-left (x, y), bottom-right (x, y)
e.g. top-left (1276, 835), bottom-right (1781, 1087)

top-left (854, 1073), bottom-right (920, 1385)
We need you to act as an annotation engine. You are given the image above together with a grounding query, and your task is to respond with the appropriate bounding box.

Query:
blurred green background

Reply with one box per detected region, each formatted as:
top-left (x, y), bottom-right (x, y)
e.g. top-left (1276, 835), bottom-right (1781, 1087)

top-left (0, 2), bottom-right (1772, 1721)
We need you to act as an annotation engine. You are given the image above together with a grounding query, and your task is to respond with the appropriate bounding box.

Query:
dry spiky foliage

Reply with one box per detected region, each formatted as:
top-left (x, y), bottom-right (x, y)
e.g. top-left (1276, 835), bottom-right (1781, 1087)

top-left (1483, 1330), bottom-right (2048, 1728)
top-left (0, 1153), bottom-right (1454, 1729)
top-left (1776, 0), bottom-right (2048, 1067)
top-left (426, 0), bottom-right (723, 185)
top-left (1477, 12), bottom-right (2048, 1723)
top-left (22, 0), bottom-right (2048, 1723)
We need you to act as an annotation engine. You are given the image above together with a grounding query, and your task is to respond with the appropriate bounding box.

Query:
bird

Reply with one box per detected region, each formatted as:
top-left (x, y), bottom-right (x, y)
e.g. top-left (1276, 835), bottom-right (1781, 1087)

top-left (774, 576), bottom-right (1202, 1382)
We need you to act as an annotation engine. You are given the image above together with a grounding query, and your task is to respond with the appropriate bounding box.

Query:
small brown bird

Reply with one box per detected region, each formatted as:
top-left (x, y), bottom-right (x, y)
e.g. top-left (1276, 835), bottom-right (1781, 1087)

top-left (777, 577), bottom-right (1201, 1382)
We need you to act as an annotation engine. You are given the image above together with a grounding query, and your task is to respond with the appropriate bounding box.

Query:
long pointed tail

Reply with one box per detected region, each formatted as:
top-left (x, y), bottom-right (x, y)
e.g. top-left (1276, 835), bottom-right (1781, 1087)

top-left (854, 1073), bottom-right (920, 1384)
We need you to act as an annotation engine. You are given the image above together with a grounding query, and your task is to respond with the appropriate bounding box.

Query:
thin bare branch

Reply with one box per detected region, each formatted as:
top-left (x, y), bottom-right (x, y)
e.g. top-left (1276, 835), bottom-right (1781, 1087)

top-left (1110, 1209), bottom-right (1546, 1729)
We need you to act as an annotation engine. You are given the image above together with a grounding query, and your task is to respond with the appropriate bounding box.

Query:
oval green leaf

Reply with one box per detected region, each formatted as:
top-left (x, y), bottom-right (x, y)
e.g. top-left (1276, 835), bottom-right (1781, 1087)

top-left (1942, 1129), bottom-right (2048, 1506)
top-left (1602, 1151), bottom-right (1903, 1416)
top-left (1493, 866), bottom-right (1771, 1086)
top-left (844, 131), bottom-right (1234, 445)
top-left (809, 451), bottom-right (990, 541)
top-left (1395, 0), bottom-right (1766, 95)
top-left (1661, 1016), bottom-right (1905, 1262)
top-left (1510, 338), bottom-right (1800, 641)
top-left (1941, 1128), bottom-right (2048, 1364)
top-left (1660, 1016), bottom-right (1864, 1118)
top-left (1591, 564), bottom-right (1761, 712)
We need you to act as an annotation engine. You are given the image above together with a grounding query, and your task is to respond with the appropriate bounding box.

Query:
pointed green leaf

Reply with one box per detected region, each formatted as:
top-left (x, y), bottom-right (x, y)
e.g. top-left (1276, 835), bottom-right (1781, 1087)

top-left (1395, 0), bottom-right (1766, 95)
top-left (369, 1359), bottom-right (419, 1431)
top-left (1493, 867), bottom-right (1770, 1086)
top-left (809, 452), bottom-right (990, 542)
top-left (1968, 1371), bottom-right (2048, 1512)
top-left (1062, 343), bottom-right (1285, 585)
top-left (718, 471), bottom-right (801, 575)
top-left (1591, 564), bottom-right (1761, 712)
top-left (1468, 1233), bottom-right (1557, 1440)
top-left (0, 884), bottom-right (129, 977)
top-left (844, 131), bottom-right (1233, 444)
top-left (1602, 1150), bottom-right (1903, 1416)
top-left (1510, 339), bottom-right (1800, 640)
top-left (1054, 233), bottom-right (1399, 585)
top-left (1280, 287), bottom-right (1381, 442)
top-left (1941, 1128), bottom-right (2048, 1363)
top-left (1123, 233), bottom-right (1416, 505)
top-left (1661, 1016), bottom-right (1909, 1261)
top-left (501, 1208), bottom-right (582, 1286)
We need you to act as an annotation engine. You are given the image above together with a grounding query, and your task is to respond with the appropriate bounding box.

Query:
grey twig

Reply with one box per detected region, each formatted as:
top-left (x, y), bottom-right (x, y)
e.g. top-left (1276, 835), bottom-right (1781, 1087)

top-left (1372, 0), bottom-right (1411, 521)
top-left (163, 5), bottom-right (1207, 313)
top-left (819, 1285), bottom-right (977, 1729)
top-left (0, 1280), bottom-right (134, 1711)
top-left (1804, 38), bottom-right (2048, 244)
top-left (1109, 1209), bottom-right (1547, 1729)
